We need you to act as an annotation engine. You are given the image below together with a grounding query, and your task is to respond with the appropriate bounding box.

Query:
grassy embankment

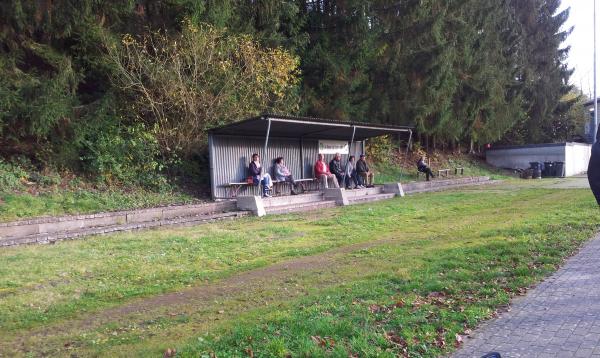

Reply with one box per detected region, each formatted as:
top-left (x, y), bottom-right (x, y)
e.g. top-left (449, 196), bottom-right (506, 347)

top-left (374, 153), bottom-right (509, 184)
top-left (0, 163), bottom-right (198, 222)
top-left (0, 181), bottom-right (597, 357)
top-left (0, 153), bottom-right (503, 223)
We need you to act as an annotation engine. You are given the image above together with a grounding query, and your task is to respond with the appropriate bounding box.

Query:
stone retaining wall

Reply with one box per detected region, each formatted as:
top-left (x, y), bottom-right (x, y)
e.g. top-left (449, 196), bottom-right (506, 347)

top-left (403, 176), bottom-right (492, 194)
top-left (0, 201), bottom-right (236, 244)
top-left (1, 177), bottom-right (494, 247)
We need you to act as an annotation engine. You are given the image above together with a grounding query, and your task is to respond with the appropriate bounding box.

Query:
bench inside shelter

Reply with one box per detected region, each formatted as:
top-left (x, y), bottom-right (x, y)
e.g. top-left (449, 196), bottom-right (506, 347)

top-left (208, 114), bottom-right (413, 200)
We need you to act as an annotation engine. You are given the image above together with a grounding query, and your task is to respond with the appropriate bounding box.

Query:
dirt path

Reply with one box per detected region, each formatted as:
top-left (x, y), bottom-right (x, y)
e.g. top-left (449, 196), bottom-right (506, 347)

top-left (2, 235), bottom-right (405, 356)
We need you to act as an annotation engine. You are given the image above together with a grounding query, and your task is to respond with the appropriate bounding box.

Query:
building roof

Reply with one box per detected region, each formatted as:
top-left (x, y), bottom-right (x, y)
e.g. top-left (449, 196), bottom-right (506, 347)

top-left (209, 114), bottom-right (413, 141)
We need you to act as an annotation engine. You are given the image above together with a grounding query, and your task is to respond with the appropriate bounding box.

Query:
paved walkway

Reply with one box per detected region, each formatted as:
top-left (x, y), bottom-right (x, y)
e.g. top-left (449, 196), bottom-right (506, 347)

top-left (451, 233), bottom-right (600, 358)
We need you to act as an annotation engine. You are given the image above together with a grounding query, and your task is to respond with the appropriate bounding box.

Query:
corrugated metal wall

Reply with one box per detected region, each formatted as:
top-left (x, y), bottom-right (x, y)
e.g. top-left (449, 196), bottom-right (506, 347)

top-left (210, 134), bottom-right (363, 198)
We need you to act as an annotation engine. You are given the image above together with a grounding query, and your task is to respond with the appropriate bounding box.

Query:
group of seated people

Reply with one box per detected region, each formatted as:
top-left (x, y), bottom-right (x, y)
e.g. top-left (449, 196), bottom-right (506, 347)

top-left (247, 152), bottom-right (375, 197)
top-left (314, 153), bottom-right (374, 189)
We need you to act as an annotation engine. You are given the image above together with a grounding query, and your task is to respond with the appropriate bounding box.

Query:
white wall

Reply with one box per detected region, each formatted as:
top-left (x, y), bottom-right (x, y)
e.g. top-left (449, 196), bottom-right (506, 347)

top-left (565, 143), bottom-right (592, 176)
top-left (486, 145), bottom-right (565, 170)
top-left (485, 142), bottom-right (592, 177)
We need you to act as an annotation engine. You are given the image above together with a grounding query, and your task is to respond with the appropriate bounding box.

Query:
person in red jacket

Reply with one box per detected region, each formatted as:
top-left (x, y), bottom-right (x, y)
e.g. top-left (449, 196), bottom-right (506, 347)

top-left (314, 153), bottom-right (339, 189)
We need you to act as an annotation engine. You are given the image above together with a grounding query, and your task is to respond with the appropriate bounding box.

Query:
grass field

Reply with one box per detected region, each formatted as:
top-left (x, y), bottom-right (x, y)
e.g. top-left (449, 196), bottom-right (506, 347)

top-left (0, 188), bottom-right (197, 223)
top-left (0, 180), bottom-right (597, 357)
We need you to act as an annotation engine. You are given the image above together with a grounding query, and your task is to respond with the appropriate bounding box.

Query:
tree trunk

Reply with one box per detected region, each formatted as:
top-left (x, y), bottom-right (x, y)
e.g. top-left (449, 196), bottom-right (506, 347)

top-left (469, 138), bottom-right (475, 154)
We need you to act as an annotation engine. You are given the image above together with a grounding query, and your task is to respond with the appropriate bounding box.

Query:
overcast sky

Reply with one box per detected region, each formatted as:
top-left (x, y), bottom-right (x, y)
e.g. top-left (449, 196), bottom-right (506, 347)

top-left (561, 0), bottom-right (595, 97)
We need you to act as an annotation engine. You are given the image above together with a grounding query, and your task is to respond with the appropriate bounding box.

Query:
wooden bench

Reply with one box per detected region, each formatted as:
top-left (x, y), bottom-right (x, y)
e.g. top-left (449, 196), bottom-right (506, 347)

top-left (225, 178), bottom-right (318, 198)
top-left (273, 178), bottom-right (318, 195)
top-left (224, 182), bottom-right (253, 198)
top-left (455, 167), bottom-right (464, 175)
top-left (438, 168), bottom-right (450, 177)
top-left (273, 178), bottom-right (315, 195)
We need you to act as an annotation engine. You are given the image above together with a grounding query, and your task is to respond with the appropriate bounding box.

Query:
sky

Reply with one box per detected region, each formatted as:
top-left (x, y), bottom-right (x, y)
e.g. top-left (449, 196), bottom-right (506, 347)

top-left (561, 0), bottom-right (595, 96)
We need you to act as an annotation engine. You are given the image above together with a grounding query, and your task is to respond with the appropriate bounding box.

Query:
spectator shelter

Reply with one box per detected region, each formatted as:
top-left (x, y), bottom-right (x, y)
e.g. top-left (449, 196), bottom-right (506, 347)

top-left (208, 114), bottom-right (413, 200)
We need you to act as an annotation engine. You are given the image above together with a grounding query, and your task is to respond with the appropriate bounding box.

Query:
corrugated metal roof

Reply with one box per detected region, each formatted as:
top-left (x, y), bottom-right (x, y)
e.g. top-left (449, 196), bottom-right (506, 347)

top-left (209, 114), bottom-right (413, 141)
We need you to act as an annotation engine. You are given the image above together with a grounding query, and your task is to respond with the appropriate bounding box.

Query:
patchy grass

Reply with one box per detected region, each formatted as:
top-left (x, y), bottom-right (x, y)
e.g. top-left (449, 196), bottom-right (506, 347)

top-left (0, 182), bottom-right (597, 357)
top-left (373, 154), bottom-right (510, 184)
top-left (0, 189), bottom-right (197, 222)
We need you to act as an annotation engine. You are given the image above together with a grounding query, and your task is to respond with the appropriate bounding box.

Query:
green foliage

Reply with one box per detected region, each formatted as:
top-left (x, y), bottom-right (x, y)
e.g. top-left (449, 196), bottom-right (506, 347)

top-left (0, 0), bottom-right (576, 187)
top-left (0, 188), bottom-right (195, 222)
top-left (0, 159), bottom-right (27, 191)
top-left (366, 135), bottom-right (394, 164)
top-left (107, 22), bottom-right (301, 156)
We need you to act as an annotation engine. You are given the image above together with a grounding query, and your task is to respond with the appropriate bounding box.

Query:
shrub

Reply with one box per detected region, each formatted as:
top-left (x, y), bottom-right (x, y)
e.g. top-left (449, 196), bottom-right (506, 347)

top-left (106, 21), bottom-right (301, 156)
top-left (0, 159), bottom-right (27, 192)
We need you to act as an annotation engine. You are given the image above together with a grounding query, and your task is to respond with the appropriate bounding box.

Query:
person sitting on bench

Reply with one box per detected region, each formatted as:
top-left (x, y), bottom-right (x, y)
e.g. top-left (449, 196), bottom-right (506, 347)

top-left (417, 155), bottom-right (435, 181)
top-left (274, 156), bottom-right (299, 195)
top-left (314, 153), bottom-right (339, 188)
top-left (345, 155), bottom-right (359, 189)
top-left (329, 153), bottom-right (345, 187)
top-left (356, 154), bottom-right (375, 187)
top-left (249, 153), bottom-right (273, 197)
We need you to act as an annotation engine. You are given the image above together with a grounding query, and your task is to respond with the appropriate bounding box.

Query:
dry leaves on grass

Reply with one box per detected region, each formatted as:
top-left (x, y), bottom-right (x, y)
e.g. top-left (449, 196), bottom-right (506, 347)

top-left (311, 335), bottom-right (335, 348)
top-left (455, 333), bottom-right (464, 348)
top-left (368, 300), bottom-right (405, 314)
top-left (383, 331), bottom-right (408, 356)
top-left (163, 348), bottom-right (176, 357)
top-left (245, 347), bottom-right (254, 357)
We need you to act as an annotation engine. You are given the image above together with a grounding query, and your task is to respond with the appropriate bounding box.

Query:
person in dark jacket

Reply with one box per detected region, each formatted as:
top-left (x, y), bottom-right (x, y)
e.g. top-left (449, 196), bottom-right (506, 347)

top-left (356, 154), bottom-right (375, 187)
top-left (329, 153), bottom-right (344, 186)
top-left (588, 140), bottom-right (600, 206)
top-left (248, 153), bottom-right (272, 197)
top-left (417, 155), bottom-right (435, 181)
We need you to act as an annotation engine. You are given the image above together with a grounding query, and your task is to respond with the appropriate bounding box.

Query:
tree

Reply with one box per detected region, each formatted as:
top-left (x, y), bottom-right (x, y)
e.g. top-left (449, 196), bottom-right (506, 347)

top-left (106, 22), bottom-right (300, 156)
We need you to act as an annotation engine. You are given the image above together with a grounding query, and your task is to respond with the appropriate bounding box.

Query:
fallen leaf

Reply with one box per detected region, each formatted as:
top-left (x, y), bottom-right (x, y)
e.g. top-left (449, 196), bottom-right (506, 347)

top-left (245, 347), bottom-right (254, 357)
top-left (427, 291), bottom-right (445, 298)
top-left (384, 331), bottom-right (407, 348)
top-left (455, 333), bottom-right (464, 347)
top-left (311, 335), bottom-right (327, 347)
top-left (163, 348), bottom-right (176, 358)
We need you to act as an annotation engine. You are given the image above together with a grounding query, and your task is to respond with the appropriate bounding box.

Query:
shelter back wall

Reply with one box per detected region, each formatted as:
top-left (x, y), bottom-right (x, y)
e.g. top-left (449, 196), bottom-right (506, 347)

top-left (209, 135), bottom-right (364, 199)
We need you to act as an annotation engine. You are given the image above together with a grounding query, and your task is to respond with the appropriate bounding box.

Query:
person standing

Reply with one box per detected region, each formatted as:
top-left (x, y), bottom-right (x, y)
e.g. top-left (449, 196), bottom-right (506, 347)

top-left (329, 153), bottom-right (344, 187)
top-left (314, 154), bottom-right (339, 189)
top-left (588, 140), bottom-right (600, 205)
top-left (249, 153), bottom-right (273, 197)
top-left (417, 155), bottom-right (435, 181)
top-left (356, 154), bottom-right (375, 187)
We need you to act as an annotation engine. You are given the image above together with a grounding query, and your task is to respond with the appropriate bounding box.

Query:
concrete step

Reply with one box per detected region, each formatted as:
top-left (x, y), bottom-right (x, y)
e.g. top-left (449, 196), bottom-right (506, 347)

top-left (344, 186), bottom-right (384, 197)
top-left (265, 200), bottom-right (337, 215)
top-left (347, 193), bottom-right (396, 205)
top-left (0, 211), bottom-right (248, 247)
top-left (262, 192), bottom-right (324, 208)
